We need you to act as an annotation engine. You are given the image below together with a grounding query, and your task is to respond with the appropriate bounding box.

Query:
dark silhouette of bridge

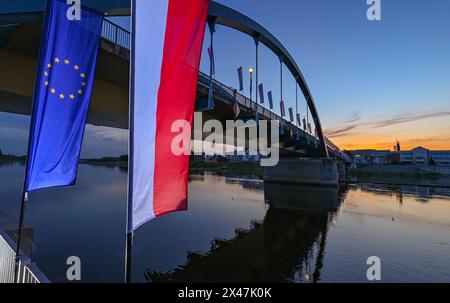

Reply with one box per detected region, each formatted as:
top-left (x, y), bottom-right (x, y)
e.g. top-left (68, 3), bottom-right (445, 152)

top-left (144, 178), bottom-right (348, 283)
top-left (0, 1), bottom-right (349, 162)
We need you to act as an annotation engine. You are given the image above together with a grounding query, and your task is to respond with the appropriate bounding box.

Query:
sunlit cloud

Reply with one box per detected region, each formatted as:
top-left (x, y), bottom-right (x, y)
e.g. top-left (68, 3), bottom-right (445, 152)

top-left (326, 110), bottom-right (450, 139)
top-left (325, 124), bottom-right (359, 137)
top-left (343, 111), bottom-right (361, 123)
top-left (325, 109), bottom-right (450, 150)
top-left (373, 111), bottom-right (450, 128)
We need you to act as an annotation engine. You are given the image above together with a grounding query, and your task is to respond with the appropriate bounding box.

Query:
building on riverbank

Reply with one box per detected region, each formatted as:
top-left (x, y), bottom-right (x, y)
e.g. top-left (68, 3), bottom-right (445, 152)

top-left (350, 149), bottom-right (393, 164)
top-left (349, 146), bottom-right (450, 166)
top-left (400, 147), bottom-right (450, 165)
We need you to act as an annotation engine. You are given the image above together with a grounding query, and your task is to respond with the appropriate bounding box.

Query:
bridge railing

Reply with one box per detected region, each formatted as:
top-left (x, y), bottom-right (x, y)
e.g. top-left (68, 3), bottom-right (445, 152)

top-left (198, 71), bottom-right (319, 139)
top-left (0, 228), bottom-right (49, 283)
top-left (102, 19), bottom-right (131, 49)
top-left (99, 20), bottom-right (346, 159)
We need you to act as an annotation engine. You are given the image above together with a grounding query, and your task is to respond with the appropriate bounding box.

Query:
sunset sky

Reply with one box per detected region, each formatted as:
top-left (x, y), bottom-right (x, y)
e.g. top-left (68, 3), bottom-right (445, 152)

top-left (1, 0), bottom-right (449, 156)
top-left (201, 0), bottom-right (450, 151)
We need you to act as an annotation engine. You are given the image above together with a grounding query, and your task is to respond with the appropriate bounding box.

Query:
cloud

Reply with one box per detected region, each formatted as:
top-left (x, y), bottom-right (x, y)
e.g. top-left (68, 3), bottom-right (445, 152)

top-left (84, 125), bottom-right (127, 142)
top-left (325, 124), bottom-right (359, 137)
top-left (343, 111), bottom-right (361, 123)
top-left (372, 111), bottom-right (450, 128)
top-left (325, 110), bottom-right (450, 139)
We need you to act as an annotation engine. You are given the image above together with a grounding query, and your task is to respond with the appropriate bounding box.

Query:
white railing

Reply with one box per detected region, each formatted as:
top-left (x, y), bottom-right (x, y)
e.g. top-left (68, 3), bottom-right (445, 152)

top-left (0, 228), bottom-right (49, 283)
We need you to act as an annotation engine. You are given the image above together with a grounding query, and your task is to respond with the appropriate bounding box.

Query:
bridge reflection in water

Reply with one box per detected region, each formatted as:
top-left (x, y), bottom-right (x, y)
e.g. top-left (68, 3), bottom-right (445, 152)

top-left (146, 182), bottom-right (348, 283)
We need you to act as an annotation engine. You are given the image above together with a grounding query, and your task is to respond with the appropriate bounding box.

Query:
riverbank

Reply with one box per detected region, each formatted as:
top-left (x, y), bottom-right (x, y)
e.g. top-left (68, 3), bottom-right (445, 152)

top-left (347, 164), bottom-right (450, 187)
top-left (80, 159), bottom-right (263, 176)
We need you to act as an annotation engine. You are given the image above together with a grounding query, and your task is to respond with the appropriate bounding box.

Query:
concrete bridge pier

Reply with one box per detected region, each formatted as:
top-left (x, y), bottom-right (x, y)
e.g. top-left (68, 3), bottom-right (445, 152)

top-left (263, 158), bottom-right (338, 186)
top-left (337, 161), bottom-right (346, 182)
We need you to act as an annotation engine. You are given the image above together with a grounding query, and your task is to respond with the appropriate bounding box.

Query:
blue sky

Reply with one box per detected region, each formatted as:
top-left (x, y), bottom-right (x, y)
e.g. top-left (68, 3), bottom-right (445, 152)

top-left (1, 0), bottom-right (449, 156)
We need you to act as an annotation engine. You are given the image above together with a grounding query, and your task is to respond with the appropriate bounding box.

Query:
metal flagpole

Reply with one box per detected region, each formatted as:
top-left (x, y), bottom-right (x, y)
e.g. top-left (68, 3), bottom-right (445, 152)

top-left (125, 231), bottom-right (133, 283)
top-left (14, 0), bottom-right (51, 283)
top-left (207, 17), bottom-right (217, 109)
top-left (254, 35), bottom-right (260, 123)
top-left (13, 191), bottom-right (28, 282)
top-left (295, 78), bottom-right (298, 125)
top-left (279, 55), bottom-right (284, 115)
top-left (125, 0), bottom-right (136, 284)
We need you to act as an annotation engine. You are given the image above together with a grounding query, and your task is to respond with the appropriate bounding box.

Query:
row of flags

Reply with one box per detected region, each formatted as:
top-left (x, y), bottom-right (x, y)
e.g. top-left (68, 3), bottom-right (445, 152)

top-left (16, 0), bottom-right (210, 280)
top-left (233, 65), bottom-right (309, 130)
top-left (17, 0), bottom-right (316, 280)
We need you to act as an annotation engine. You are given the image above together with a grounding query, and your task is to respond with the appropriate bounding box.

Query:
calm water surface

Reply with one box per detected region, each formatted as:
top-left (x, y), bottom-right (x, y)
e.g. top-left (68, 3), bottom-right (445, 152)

top-left (1, 163), bottom-right (450, 283)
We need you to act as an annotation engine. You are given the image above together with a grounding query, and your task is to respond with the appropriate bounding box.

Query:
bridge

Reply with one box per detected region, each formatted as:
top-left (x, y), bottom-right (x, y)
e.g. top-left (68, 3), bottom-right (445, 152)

top-left (0, 1), bottom-right (349, 186)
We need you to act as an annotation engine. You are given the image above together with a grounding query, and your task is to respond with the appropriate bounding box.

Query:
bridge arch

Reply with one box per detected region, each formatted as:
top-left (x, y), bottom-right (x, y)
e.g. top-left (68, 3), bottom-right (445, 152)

top-left (208, 2), bottom-right (328, 158)
top-left (0, 0), bottom-right (329, 158)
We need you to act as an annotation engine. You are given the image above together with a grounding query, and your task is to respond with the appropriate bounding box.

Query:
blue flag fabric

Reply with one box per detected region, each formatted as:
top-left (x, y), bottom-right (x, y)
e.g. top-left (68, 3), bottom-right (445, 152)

top-left (258, 83), bottom-right (264, 104)
top-left (237, 67), bottom-right (243, 92)
top-left (25, 0), bottom-right (103, 192)
top-left (267, 91), bottom-right (273, 109)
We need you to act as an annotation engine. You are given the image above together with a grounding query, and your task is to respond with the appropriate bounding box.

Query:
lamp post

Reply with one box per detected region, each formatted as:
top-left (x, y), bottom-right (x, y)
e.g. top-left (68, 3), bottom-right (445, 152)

top-left (249, 67), bottom-right (254, 102)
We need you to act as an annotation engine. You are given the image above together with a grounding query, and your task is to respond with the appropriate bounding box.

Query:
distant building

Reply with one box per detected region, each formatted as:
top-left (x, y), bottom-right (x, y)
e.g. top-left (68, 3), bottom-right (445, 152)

top-left (400, 147), bottom-right (450, 165)
top-left (350, 145), bottom-right (450, 166)
top-left (350, 149), bottom-right (392, 164)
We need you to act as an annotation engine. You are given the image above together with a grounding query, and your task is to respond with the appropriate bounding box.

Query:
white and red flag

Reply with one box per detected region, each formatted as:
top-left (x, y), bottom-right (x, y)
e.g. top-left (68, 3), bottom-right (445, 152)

top-left (128, 0), bottom-right (210, 232)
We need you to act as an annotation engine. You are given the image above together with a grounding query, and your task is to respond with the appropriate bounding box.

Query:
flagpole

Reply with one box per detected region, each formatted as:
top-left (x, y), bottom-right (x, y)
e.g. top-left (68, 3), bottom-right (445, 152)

top-left (207, 17), bottom-right (216, 109)
top-left (125, 231), bottom-right (133, 283)
top-left (13, 0), bottom-right (52, 284)
top-left (13, 191), bottom-right (28, 283)
top-left (124, 0), bottom-right (137, 284)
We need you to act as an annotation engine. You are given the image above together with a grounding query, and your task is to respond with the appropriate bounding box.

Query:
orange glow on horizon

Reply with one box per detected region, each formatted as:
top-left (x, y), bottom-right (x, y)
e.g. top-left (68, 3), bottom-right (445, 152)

top-left (331, 136), bottom-right (450, 151)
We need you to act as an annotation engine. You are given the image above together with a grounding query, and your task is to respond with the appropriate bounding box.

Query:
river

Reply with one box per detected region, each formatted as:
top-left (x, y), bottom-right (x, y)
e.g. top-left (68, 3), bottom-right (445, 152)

top-left (0, 163), bottom-right (449, 282)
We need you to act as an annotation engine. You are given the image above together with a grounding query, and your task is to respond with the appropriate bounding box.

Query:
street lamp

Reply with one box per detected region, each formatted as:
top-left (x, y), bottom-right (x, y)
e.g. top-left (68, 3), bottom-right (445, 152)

top-left (248, 67), bottom-right (254, 101)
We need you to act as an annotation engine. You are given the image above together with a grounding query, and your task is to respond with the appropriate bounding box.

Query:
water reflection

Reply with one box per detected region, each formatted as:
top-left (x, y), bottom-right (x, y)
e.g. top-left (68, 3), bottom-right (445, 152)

top-left (352, 183), bottom-right (450, 203)
top-left (1, 163), bottom-right (450, 282)
top-left (145, 183), bottom-right (346, 283)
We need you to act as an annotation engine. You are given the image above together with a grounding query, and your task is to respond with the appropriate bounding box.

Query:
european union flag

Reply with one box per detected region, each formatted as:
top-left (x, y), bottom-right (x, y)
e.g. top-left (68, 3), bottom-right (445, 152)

top-left (24, 0), bottom-right (103, 192)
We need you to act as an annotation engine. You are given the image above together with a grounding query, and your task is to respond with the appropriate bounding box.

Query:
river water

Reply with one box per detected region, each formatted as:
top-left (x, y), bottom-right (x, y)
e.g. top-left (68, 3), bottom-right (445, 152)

top-left (0, 163), bottom-right (449, 283)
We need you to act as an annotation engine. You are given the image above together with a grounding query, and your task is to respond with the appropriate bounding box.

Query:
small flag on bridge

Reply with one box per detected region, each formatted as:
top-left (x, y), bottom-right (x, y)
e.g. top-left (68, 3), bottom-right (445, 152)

top-left (232, 101), bottom-right (241, 118)
top-left (289, 107), bottom-right (294, 123)
top-left (280, 100), bottom-right (286, 117)
top-left (296, 113), bottom-right (301, 126)
top-left (207, 46), bottom-right (215, 77)
top-left (24, 0), bottom-right (103, 192)
top-left (237, 66), bottom-right (244, 92)
top-left (308, 122), bottom-right (312, 134)
top-left (302, 115), bottom-right (307, 131)
top-left (128, 0), bottom-right (210, 232)
top-left (267, 91), bottom-right (273, 109)
top-left (258, 83), bottom-right (264, 104)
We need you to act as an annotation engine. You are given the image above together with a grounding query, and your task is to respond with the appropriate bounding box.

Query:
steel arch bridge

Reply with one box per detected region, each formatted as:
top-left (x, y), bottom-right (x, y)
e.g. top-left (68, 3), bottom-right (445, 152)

top-left (0, 0), bottom-right (348, 161)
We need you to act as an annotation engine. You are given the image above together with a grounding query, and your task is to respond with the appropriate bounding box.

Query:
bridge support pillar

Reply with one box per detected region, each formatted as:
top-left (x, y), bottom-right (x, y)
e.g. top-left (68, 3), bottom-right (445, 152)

top-left (337, 161), bottom-right (346, 182)
top-left (263, 158), bottom-right (338, 186)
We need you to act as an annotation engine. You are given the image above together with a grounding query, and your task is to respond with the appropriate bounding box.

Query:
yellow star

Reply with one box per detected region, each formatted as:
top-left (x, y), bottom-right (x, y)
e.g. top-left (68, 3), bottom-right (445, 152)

top-left (51, 88), bottom-right (56, 94)
top-left (59, 93), bottom-right (65, 99)
top-left (54, 57), bottom-right (60, 63)
top-left (80, 73), bottom-right (86, 78)
top-left (64, 59), bottom-right (70, 65)
top-left (74, 65), bottom-right (79, 70)
top-left (77, 89), bottom-right (83, 95)
top-left (44, 71), bottom-right (49, 77)
top-left (81, 82), bottom-right (86, 87)
top-left (69, 94), bottom-right (75, 100)
top-left (47, 63), bottom-right (52, 68)
top-left (44, 81), bottom-right (49, 86)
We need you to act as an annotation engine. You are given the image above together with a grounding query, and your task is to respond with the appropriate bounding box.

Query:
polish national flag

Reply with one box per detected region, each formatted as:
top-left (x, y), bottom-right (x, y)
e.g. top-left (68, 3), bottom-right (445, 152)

top-left (128, 0), bottom-right (210, 232)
